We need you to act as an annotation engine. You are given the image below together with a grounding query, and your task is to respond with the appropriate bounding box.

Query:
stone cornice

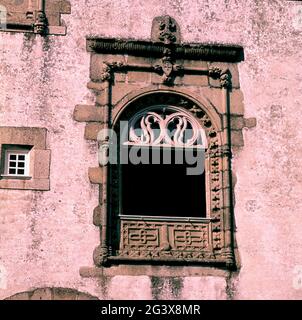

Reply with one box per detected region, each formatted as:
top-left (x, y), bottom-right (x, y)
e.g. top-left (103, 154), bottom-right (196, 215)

top-left (86, 37), bottom-right (244, 63)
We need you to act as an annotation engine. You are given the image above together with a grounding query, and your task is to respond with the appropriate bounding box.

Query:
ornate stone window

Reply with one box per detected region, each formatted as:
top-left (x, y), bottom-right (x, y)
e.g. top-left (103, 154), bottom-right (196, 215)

top-left (75, 16), bottom-right (256, 271)
top-left (105, 91), bottom-right (231, 267)
top-left (0, 0), bottom-right (71, 35)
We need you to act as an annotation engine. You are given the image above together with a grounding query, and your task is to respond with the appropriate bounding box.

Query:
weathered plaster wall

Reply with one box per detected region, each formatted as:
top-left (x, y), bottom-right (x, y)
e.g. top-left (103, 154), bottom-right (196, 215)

top-left (0, 0), bottom-right (302, 299)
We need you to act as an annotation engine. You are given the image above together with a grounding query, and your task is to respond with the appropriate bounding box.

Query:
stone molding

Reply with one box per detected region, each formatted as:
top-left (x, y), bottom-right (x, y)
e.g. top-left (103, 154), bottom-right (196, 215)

top-left (87, 38), bottom-right (244, 63)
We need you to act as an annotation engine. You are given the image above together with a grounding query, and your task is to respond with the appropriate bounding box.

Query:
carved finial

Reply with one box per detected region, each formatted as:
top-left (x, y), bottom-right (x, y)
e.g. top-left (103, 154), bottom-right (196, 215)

top-left (208, 66), bottom-right (222, 79)
top-left (93, 245), bottom-right (109, 266)
top-left (100, 61), bottom-right (125, 82)
top-left (100, 62), bottom-right (112, 82)
top-left (220, 70), bottom-right (232, 89)
top-left (208, 66), bottom-right (232, 89)
top-left (33, 10), bottom-right (48, 35)
top-left (151, 15), bottom-right (181, 44)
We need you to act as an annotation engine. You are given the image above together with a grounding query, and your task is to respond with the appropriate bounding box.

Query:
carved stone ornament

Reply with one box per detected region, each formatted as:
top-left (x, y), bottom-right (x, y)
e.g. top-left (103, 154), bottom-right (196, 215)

top-left (118, 220), bottom-right (211, 260)
top-left (151, 15), bottom-right (181, 44)
top-left (153, 56), bottom-right (184, 84)
top-left (93, 245), bottom-right (109, 266)
top-left (209, 66), bottom-right (232, 88)
top-left (100, 61), bottom-right (125, 82)
top-left (33, 10), bottom-right (48, 35)
top-left (94, 38), bottom-right (234, 87)
top-left (125, 106), bottom-right (207, 148)
top-left (100, 62), bottom-right (112, 82)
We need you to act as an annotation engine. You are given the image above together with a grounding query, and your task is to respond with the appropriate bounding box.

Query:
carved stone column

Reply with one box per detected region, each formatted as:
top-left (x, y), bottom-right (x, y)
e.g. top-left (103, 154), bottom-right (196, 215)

top-left (93, 62), bottom-right (113, 266)
top-left (221, 71), bottom-right (235, 268)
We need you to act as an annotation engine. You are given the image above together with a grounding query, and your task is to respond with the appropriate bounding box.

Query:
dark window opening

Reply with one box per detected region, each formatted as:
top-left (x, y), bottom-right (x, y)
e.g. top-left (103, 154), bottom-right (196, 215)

top-left (121, 147), bottom-right (206, 218)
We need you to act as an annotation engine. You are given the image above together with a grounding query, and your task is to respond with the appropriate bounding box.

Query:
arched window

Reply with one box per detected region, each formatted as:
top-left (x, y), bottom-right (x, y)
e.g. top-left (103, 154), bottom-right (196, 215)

top-left (120, 105), bottom-right (207, 218)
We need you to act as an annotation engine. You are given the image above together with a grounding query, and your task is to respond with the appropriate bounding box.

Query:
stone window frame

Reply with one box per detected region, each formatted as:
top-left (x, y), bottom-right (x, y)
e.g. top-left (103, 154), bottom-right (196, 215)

top-left (0, 127), bottom-right (50, 191)
top-left (105, 90), bottom-right (230, 267)
top-left (89, 55), bottom-right (237, 269)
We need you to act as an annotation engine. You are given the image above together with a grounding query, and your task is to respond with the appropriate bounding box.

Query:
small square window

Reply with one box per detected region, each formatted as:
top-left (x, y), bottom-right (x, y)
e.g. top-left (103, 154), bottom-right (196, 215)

top-left (2, 146), bottom-right (31, 177)
top-left (0, 127), bottom-right (50, 191)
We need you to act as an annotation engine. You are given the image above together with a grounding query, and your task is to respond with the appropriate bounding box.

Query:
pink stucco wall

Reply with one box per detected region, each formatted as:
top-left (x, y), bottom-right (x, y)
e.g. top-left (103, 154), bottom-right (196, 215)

top-left (0, 0), bottom-right (302, 299)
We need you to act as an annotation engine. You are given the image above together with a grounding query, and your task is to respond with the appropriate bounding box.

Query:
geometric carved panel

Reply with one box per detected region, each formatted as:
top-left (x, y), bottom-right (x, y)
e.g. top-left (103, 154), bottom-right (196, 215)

top-left (119, 218), bottom-right (212, 261)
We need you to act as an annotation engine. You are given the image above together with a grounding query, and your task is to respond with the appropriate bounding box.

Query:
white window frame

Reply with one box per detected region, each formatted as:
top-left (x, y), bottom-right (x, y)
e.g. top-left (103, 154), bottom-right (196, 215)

top-left (3, 147), bottom-right (31, 177)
